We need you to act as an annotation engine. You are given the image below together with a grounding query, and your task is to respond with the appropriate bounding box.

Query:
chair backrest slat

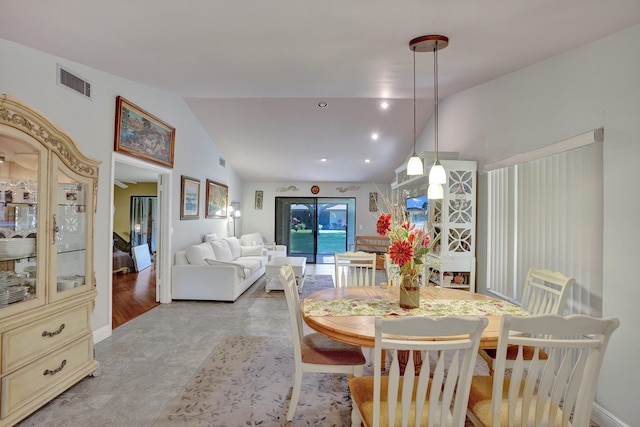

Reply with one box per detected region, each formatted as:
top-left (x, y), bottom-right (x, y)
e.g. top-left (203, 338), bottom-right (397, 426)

top-left (490, 314), bottom-right (620, 427)
top-left (373, 316), bottom-right (488, 427)
top-left (521, 268), bottom-right (574, 315)
top-left (334, 251), bottom-right (377, 286)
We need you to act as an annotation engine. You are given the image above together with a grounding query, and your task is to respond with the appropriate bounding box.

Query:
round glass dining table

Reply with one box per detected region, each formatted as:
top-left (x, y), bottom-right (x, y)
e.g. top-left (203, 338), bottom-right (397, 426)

top-left (302, 286), bottom-right (527, 349)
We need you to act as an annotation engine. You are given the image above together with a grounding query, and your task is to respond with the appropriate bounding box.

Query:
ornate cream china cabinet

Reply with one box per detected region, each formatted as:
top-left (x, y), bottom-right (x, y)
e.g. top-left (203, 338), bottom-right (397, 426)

top-left (0, 95), bottom-right (100, 425)
top-left (392, 158), bottom-right (477, 292)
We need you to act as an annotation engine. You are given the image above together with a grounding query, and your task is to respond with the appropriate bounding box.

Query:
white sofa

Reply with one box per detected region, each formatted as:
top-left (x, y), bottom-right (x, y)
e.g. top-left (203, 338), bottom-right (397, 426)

top-left (172, 235), bottom-right (268, 302)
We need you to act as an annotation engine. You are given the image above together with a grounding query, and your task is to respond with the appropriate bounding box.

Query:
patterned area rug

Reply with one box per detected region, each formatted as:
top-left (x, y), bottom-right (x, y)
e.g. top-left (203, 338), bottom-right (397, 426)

top-left (250, 274), bottom-right (335, 298)
top-left (152, 335), bottom-right (353, 426)
top-left (153, 335), bottom-right (491, 427)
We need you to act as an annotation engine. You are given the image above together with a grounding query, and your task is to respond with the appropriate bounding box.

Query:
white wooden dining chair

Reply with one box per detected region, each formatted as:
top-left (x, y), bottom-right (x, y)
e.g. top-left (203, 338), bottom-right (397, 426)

top-left (349, 315), bottom-right (488, 427)
top-left (334, 251), bottom-right (377, 287)
top-left (478, 268), bottom-right (575, 374)
top-left (383, 253), bottom-right (401, 287)
top-left (467, 313), bottom-right (620, 427)
top-left (278, 265), bottom-right (366, 422)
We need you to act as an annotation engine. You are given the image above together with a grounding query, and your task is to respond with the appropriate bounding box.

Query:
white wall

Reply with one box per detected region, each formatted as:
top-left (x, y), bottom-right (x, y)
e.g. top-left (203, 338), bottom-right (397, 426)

top-left (411, 24), bottom-right (640, 425)
top-left (0, 38), bottom-right (243, 339)
top-left (240, 182), bottom-right (390, 242)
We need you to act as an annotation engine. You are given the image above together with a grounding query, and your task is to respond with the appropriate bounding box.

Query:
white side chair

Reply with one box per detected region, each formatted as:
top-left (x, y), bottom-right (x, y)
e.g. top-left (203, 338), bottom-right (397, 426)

top-left (334, 251), bottom-right (377, 287)
top-left (479, 268), bottom-right (574, 374)
top-left (278, 265), bottom-right (366, 422)
top-left (467, 314), bottom-right (620, 427)
top-left (349, 315), bottom-right (488, 427)
top-left (383, 253), bottom-right (401, 287)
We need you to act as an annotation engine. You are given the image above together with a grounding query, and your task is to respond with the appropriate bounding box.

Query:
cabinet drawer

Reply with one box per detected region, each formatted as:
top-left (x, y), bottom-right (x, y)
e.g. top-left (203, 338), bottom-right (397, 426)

top-left (1, 335), bottom-right (93, 418)
top-left (2, 305), bottom-right (91, 373)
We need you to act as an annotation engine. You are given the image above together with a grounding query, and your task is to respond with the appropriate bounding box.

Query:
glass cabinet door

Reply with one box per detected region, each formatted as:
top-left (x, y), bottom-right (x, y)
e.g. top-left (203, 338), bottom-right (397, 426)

top-left (0, 136), bottom-right (45, 312)
top-left (49, 157), bottom-right (94, 301)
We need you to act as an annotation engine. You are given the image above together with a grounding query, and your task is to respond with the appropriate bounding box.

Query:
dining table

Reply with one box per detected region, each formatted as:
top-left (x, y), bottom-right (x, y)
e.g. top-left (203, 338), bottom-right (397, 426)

top-left (302, 285), bottom-right (528, 350)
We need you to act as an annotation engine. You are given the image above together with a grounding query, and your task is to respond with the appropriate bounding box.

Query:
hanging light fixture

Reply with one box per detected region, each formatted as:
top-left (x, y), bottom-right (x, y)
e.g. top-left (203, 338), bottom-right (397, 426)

top-left (406, 45), bottom-right (423, 176)
top-left (410, 35), bottom-right (449, 198)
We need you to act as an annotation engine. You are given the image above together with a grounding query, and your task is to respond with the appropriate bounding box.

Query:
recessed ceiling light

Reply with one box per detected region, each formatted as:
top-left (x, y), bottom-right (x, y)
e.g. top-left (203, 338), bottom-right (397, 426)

top-left (320, 157), bottom-right (328, 162)
top-left (318, 101), bottom-right (328, 108)
top-left (365, 159), bottom-right (371, 163)
top-left (380, 101), bottom-right (389, 110)
top-left (371, 133), bottom-right (379, 140)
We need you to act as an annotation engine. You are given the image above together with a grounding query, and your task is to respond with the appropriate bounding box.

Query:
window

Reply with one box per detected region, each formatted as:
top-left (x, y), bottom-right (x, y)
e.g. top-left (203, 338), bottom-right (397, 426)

top-left (485, 129), bottom-right (603, 316)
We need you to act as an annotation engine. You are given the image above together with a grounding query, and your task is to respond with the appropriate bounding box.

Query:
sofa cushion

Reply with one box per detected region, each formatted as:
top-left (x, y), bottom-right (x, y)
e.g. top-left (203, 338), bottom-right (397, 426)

top-left (211, 239), bottom-right (233, 262)
top-left (233, 258), bottom-right (262, 275)
top-left (223, 237), bottom-right (242, 260)
top-left (185, 242), bottom-right (216, 265)
top-left (205, 258), bottom-right (246, 279)
top-left (241, 232), bottom-right (264, 247)
top-left (203, 233), bottom-right (218, 243)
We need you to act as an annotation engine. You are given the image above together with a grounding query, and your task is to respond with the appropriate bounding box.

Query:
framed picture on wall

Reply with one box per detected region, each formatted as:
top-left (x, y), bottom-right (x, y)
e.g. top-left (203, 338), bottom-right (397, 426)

top-left (369, 192), bottom-right (378, 212)
top-left (180, 176), bottom-right (200, 220)
top-left (255, 190), bottom-right (263, 210)
top-left (206, 179), bottom-right (228, 218)
top-left (114, 96), bottom-right (176, 168)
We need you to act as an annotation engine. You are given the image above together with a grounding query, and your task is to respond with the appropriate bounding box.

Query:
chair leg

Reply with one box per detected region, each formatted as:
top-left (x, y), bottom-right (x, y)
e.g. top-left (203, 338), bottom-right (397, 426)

top-left (351, 404), bottom-right (363, 427)
top-left (287, 369), bottom-right (303, 421)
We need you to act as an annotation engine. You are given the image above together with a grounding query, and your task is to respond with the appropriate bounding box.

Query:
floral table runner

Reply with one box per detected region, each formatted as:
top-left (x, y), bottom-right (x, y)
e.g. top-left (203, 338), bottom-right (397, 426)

top-left (303, 298), bottom-right (528, 317)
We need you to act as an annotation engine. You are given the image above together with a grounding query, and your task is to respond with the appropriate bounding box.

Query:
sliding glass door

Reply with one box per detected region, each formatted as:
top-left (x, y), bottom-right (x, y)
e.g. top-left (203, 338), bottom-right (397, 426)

top-left (275, 197), bottom-right (355, 263)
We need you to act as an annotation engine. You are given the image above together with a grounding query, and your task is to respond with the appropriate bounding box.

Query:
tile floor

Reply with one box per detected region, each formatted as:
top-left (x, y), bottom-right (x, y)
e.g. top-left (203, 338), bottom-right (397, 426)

top-left (17, 264), bottom-right (343, 426)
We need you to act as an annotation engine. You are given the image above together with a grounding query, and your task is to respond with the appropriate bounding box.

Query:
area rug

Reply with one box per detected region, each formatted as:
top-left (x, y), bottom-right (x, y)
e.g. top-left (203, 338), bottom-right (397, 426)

top-left (153, 335), bottom-right (491, 427)
top-left (152, 335), bottom-right (353, 426)
top-left (250, 274), bottom-right (335, 299)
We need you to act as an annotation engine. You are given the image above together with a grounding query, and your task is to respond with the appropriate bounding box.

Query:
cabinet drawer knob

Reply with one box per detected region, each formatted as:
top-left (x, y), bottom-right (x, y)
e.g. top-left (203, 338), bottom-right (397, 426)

top-left (42, 323), bottom-right (65, 337)
top-left (43, 359), bottom-right (67, 376)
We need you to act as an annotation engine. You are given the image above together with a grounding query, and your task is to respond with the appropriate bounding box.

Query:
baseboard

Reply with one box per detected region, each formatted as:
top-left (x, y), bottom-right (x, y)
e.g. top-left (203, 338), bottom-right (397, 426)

top-left (592, 402), bottom-right (629, 427)
top-left (93, 324), bottom-right (112, 344)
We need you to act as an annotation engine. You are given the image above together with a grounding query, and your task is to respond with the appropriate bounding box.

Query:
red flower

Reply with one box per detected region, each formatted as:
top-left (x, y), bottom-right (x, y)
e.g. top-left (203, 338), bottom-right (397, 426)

top-left (376, 213), bottom-right (392, 236)
top-left (389, 240), bottom-right (414, 265)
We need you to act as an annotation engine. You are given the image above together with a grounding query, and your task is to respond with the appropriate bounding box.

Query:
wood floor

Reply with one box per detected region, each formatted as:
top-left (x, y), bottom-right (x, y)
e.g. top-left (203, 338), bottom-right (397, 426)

top-left (112, 265), bottom-right (159, 329)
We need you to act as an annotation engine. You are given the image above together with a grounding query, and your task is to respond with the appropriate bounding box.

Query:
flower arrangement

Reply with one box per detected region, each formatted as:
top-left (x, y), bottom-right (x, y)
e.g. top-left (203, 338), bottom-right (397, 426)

top-left (376, 211), bottom-right (433, 284)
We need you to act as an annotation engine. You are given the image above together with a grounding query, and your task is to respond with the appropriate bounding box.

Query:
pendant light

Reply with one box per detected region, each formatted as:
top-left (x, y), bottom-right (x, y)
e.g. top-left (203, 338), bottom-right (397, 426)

top-left (410, 35), bottom-right (449, 198)
top-left (406, 48), bottom-right (423, 176)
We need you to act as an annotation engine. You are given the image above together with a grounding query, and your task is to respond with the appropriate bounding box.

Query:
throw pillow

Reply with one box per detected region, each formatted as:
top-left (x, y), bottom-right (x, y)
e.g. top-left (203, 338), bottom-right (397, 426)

top-left (203, 233), bottom-right (218, 243)
top-left (205, 258), bottom-right (246, 279)
top-left (223, 237), bottom-right (242, 259)
top-left (240, 232), bottom-right (264, 247)
top-left (241, 246), bottom-right (264, 256)
top-left (210, 239), bottom-right (233, 262)
top-left (185, 242), bottom-right (216, 265)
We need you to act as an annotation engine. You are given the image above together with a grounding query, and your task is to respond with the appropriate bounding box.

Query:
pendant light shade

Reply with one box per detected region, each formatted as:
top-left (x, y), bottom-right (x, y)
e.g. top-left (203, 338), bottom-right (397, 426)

top-left (407, 156), bottom-right (423, 175)
top-left (429, 161), bottom-right (446, 184)
top-left (410, 35), bottom-right (449, 198)
top-left (427, 183), bottom-right (443, 200)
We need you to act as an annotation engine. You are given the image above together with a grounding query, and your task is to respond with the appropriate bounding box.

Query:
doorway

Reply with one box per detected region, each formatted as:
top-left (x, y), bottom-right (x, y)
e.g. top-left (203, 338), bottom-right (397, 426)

top-left (275, 197), bottom-right (356, 264)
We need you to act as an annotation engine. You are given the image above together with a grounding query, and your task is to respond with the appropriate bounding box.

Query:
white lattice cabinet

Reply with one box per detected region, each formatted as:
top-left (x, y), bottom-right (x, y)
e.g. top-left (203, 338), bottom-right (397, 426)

top-left (392, 158), bottom-right (477, 291)
top-left (0, 95), bottom-right (100, 426)
top-left (426, 160), bottom-right (477, 292)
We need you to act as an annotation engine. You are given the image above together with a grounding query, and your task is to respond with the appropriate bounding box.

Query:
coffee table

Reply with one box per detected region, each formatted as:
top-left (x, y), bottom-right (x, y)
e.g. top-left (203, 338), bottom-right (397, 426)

top-left (265, 256), bottom-right (307, 293)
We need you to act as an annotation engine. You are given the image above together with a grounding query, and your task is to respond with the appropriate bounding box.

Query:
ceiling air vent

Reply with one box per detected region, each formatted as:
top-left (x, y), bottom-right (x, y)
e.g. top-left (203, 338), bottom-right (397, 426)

top-left (57, 64), bottom-right (92, 99)
top-left (219, 157), bottom-right (226, 168)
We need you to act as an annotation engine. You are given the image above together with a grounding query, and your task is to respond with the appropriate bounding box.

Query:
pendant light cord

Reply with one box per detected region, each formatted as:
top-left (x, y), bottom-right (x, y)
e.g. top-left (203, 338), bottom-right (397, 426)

top-left (433, 42), bottom-right (439, 163)
top-left (413, 48), bottom-right (417, 156)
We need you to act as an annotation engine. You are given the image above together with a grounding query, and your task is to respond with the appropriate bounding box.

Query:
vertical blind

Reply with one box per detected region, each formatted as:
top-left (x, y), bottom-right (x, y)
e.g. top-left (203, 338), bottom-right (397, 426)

top-left (486, 131), bottom-right (603, 316)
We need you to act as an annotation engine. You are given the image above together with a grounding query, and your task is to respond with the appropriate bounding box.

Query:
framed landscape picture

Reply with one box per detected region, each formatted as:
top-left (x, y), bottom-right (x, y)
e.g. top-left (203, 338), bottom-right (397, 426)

top-left (180, 176), bottom-right (200, 220)
top-left (206, 179), bottom-right (228, 218)
top-left (114, 96), bottom-right (176, 168)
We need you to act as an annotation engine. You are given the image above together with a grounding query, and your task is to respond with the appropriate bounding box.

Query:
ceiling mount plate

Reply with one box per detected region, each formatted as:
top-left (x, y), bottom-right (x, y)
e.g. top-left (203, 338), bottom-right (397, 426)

top-left (410, 35), bottom-right (449, 52)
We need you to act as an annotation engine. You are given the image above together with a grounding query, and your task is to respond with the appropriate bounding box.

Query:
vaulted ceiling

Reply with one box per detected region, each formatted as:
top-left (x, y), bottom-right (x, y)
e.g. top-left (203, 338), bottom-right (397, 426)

top-left (2, 0), bottom-right (639, 183)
